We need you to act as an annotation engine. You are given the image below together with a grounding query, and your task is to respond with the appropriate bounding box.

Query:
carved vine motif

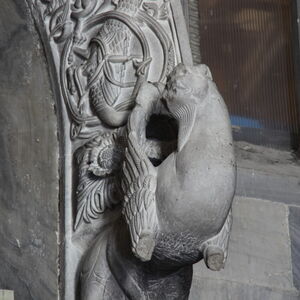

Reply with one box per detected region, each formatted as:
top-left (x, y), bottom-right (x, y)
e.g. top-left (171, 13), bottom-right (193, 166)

top-left (142, 2), bottom-right (169, 20)
top-left (35, 0), bottom-right (177, 140)
top-left (29, 1), bottom-right (236, 299)
top-left (74, 130), bottom-right (126, 229)
top-left (33, 0), bottom-right (183, 227)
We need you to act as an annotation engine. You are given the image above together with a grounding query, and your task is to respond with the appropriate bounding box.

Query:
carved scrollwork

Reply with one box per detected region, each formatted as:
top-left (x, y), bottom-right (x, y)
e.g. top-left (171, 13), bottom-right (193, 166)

top-left (34, 0), bottom-right (180, 140)
top-left (142, 1), bottom-right (169, 20)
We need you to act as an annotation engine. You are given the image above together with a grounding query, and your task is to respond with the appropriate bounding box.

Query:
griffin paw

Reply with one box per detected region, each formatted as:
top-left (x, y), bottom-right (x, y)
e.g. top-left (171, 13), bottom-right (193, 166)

top-left (203, 246), bottom-right (225, 271)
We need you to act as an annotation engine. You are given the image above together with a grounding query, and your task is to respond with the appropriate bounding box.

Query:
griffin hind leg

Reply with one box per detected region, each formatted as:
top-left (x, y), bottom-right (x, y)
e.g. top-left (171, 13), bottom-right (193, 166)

top-left (200, 210), bottom-right (232, 271)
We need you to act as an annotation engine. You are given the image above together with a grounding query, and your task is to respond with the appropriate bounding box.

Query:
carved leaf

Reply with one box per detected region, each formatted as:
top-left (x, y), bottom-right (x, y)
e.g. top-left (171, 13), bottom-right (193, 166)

top-left (75, 174), bottom-right (118, 229)
top-left (142, 3), bottom-right (159, 18)
top-left (158, 4), bottom-right (169, 21)
top-left (142, 2), bottom-right (169, 20)
top-left (74, 132), bottom-right (126, 230)
top-left (41, 0), bottom-right (60, 19)
top-left (47, 1), bottom-right (72, 43)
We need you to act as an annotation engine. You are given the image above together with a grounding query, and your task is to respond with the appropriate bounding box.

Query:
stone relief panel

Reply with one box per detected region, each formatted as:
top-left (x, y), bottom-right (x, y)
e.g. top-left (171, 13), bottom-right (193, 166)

top-left (28, 0), bottom-right (236, 299)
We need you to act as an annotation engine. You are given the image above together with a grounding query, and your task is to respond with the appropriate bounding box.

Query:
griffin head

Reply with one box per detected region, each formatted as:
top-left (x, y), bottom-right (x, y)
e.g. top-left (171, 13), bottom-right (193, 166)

top-left (164, 63), bottom-right (213, 110)
top-left (162, 63), bottom-right (213, 151)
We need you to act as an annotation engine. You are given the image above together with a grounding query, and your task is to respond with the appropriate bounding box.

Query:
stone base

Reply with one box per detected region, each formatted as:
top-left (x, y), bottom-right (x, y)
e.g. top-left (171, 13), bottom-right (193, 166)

top-left (190, 197), bottom-right (300, 300)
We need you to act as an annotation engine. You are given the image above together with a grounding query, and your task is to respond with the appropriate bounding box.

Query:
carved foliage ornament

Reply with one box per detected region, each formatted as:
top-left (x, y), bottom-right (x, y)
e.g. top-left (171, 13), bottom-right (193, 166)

top-left (28, 0), bottom-right (236, 299)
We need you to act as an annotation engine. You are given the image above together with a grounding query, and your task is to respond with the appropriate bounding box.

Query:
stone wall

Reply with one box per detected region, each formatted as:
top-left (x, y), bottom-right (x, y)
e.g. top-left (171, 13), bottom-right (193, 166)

top-left (0, 1), bottom-right (59, 299)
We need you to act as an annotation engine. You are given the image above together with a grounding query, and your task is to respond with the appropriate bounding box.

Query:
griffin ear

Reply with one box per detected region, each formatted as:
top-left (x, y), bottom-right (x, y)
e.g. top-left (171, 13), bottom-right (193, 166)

top-left (195, 64), bottom-right (213, 81)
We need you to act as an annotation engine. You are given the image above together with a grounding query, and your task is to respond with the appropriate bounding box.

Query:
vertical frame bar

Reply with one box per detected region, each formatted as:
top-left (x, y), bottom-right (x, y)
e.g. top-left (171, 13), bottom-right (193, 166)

top-left (291, 0), bottom-right (300, 152)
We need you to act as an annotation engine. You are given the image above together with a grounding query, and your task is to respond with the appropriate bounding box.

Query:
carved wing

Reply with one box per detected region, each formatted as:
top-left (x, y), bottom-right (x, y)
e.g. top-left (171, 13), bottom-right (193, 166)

top-left (89, 22), bottom-right (131, 110)
top-left (74, 132), bottom-right (125, 230)
top-left (121, 131), bottom-right (158, 261)
top-left (101, 62), bottom-right (122, 106)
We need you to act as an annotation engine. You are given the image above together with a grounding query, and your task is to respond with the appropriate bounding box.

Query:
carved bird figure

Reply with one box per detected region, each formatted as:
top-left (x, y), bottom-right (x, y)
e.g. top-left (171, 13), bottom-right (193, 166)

top-left (84, 0), bottom-right (144, 127)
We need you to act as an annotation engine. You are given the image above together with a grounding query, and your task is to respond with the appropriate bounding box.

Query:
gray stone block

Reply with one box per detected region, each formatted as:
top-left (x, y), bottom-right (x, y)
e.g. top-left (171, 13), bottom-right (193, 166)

top-left (191, 197), bottom-right (300, 299)
top-left (190, 278), bottom-right (300, 300)
top-left (289, 206), bottom-right (300, 290)
top-left (236, 167), bottom-right (300, 206)
top-left (235, 142), bottom-right (300, 206)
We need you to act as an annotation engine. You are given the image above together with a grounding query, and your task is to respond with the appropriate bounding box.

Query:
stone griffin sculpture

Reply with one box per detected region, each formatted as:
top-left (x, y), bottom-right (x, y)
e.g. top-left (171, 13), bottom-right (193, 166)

top-left (79, 64), bottom-right (236, 299)
top-left (28, 1), bottom-right (236, 298)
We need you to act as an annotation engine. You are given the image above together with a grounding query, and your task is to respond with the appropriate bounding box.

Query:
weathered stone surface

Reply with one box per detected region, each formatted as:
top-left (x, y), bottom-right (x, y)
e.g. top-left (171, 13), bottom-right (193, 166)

top-left (2, 1), bottom-right (298, 300)
top-left (0, 1), bottom-right (58, 300)
top-left (289, 206), bottom-right (300, 290)
top-left (190, 197), bottom-right (300, 299)
top-left (29, 0), bottom-right (235, 298)
top-left (235, 142), bottom-right (300, 206)
top-left (236, 167), bottom-right (300, 206)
